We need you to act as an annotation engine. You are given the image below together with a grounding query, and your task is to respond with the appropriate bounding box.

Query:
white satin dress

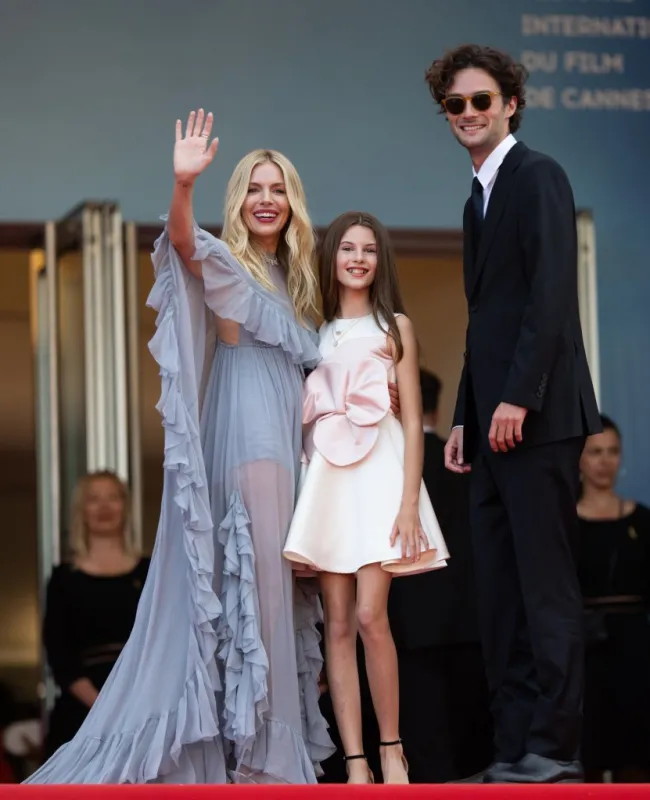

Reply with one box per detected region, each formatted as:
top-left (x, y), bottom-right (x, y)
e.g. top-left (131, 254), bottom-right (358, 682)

top-left (283, 313), bottom-right (449, 576)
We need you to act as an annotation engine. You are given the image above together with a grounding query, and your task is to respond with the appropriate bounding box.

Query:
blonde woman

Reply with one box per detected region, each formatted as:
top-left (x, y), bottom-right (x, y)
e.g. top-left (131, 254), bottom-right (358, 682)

top-left (27, 110), bottom-right (336, 786)
top-left (42, 471), bottom-right (149, 758)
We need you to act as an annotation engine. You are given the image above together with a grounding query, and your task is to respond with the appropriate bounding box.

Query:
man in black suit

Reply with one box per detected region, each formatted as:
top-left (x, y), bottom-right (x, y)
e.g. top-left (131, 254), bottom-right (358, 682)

top-left (424, 45), bottom-right (602, 784)
top-left (388, 369), bottom-right (492, 782)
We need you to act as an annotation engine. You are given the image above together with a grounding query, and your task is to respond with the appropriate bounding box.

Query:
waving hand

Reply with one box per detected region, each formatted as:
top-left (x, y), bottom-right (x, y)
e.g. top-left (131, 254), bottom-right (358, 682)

top-left (174, 109), bottom-right (219, 185)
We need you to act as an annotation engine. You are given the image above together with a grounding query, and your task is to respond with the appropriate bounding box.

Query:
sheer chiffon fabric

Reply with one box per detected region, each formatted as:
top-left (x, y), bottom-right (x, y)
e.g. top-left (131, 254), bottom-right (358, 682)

top-left (25, 222), bottom-right (334, 785)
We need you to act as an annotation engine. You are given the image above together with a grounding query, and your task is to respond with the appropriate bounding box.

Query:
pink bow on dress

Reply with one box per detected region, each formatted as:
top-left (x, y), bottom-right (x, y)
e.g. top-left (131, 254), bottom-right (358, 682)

top-left (302, 357), bottom-right (391, 467)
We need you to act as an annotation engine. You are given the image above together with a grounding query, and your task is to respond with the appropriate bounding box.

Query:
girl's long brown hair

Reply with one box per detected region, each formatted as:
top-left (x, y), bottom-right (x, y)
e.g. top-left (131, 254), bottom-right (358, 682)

top-left (319, 211), bottom-right (407, 360)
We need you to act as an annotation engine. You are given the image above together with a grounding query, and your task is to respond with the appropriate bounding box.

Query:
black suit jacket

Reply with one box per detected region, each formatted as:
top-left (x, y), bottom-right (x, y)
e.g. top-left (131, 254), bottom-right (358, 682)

top-left (388, 432), bottom-right (480, 649)
top-left (453, 141), bottom-right (601, 462)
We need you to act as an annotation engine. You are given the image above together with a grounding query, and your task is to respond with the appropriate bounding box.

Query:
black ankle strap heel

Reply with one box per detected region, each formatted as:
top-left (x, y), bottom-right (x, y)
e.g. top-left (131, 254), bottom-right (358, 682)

top-left (380, 738), bottom-right (409, 778)
top-left (343, 754), bottom-right (374, 784)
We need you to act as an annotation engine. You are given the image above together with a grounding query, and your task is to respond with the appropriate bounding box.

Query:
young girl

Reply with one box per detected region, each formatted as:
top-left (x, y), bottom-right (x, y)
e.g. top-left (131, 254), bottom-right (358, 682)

top-left (283, 211), bottom-right (449, 784)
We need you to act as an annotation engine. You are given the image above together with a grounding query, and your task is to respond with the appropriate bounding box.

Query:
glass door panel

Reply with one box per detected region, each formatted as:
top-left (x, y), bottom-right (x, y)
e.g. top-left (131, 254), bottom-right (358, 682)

top-left (32, 200), bottom-right (137, 709)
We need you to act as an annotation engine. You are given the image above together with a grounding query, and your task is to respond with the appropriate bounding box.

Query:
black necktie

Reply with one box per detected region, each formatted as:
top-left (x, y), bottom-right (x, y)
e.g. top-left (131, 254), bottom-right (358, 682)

top-left (471, 177), bottom-right (484, 245)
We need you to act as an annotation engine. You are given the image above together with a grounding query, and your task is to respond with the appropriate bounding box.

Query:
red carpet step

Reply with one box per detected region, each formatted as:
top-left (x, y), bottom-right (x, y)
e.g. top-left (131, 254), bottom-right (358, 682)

top-left (1, 786), bottom-right (650, 798)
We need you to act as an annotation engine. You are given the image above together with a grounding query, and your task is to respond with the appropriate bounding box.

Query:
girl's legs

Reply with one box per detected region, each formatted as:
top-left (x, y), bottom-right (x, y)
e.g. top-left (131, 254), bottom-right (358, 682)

top-left (356, 563), bottom-right (408, 784)
top-left (320, 572), bottom-right (371, 783)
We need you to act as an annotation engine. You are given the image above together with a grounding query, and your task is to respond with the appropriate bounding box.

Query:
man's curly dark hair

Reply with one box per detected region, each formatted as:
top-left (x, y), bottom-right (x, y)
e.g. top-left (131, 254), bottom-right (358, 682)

top-left (425, 44), bottom-right (529, 133)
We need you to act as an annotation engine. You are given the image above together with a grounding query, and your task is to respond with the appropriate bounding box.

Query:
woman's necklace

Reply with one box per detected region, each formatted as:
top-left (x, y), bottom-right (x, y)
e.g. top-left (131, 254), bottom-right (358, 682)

top-left (332, 314), bottom-right (369, 347)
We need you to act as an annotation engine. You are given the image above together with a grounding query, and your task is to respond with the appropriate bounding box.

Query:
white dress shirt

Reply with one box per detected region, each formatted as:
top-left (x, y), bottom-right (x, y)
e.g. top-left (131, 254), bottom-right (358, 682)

top-left (473, 133), bottom-right (517, 215)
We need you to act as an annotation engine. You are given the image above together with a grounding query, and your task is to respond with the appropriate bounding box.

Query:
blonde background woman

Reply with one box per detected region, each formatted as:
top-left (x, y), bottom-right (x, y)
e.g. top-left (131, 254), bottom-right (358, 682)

top-left (42, 471), bottom-right (150, 758)
top-left (27, 110), bottom-right (335, 785)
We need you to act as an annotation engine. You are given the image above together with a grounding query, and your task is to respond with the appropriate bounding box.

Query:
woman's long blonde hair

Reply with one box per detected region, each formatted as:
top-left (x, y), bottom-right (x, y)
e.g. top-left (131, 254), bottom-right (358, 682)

top-left (221, 149), bottom-right (318, 324)
top-left (67, 470), bottom-right (139, 560)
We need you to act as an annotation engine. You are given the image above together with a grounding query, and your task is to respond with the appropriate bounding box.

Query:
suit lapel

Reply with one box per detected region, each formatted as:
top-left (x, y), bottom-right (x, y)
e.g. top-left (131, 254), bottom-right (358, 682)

top-left (467, 141), bottom-right (527, 301)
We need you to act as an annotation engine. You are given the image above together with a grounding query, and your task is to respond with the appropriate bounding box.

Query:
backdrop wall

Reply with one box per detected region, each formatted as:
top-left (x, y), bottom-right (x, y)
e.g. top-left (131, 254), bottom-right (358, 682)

top-left (1, 0), bottom-right (648, 500)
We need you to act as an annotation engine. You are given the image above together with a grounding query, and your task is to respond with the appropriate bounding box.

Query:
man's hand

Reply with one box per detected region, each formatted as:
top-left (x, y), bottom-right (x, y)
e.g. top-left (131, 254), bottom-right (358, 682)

top-left (444, 427), bottom-right (471, 473)
top-left (388, 380), bottom-right (400, 416)
top-left (489, 402), bottom-right (528, 453)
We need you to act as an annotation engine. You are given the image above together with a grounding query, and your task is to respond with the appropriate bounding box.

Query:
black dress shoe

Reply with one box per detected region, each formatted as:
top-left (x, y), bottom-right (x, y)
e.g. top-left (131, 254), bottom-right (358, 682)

top-left (484, 753), bottom-right (584, 783)
top-left (449, 762), bottom-right (514, 783)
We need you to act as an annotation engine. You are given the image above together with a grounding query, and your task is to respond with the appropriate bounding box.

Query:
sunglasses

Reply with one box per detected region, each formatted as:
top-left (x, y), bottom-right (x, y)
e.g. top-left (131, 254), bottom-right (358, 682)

top-left (442, 91), bottom-right (501, 116)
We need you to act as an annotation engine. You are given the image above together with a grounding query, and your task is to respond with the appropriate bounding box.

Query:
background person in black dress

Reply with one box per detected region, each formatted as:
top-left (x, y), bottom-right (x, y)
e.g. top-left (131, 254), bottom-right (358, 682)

top-left (42, 471), bottom-right (150, 759)
top-left (425, 45), bottom-right (601, 783)
top-left (576, 415), bottom-right (650, 783)
top-left (388, 369), bottom-right (492, 782)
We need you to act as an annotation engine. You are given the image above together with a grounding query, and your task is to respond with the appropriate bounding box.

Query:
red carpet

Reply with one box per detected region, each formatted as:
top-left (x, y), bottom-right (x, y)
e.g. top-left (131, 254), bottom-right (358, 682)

top-left (1, 787), bottom-right (649, 798)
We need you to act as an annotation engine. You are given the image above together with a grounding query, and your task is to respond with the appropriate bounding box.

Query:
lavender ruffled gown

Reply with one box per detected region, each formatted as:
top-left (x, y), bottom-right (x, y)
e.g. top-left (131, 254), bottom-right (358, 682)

top-left (25, 222), bottom-right (334, 784)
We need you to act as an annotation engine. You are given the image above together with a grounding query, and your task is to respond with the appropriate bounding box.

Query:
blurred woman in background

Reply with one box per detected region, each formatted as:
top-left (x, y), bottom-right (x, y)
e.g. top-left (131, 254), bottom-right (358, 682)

top-left (577, 415), bottom-right (650, 783)
top-left (42, 471), bottom-right (149, 757)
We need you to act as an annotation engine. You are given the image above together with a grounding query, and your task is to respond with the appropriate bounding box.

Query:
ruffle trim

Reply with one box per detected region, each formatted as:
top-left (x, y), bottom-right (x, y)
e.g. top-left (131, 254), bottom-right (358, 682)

top-left (148, 232), bottom-right (224, 768)
top-left (25, 713), bottom-right (227, 784)
top-left (294, 581), bottom-right (335, 772)
top-left (216, 491), bottom-right (269, 748)
top-left (146, 239), bottom-right (329, 782)
top-left (159, 215), bottom-right (321, 369)
top-left (215, 492), bottom-right (334, 777)
top-left (228, 718), bottom-right (323, 784)
top-left (25, 226), bottom-right (330, 785)
top-left (25, 252), bottom-right (226, 784)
